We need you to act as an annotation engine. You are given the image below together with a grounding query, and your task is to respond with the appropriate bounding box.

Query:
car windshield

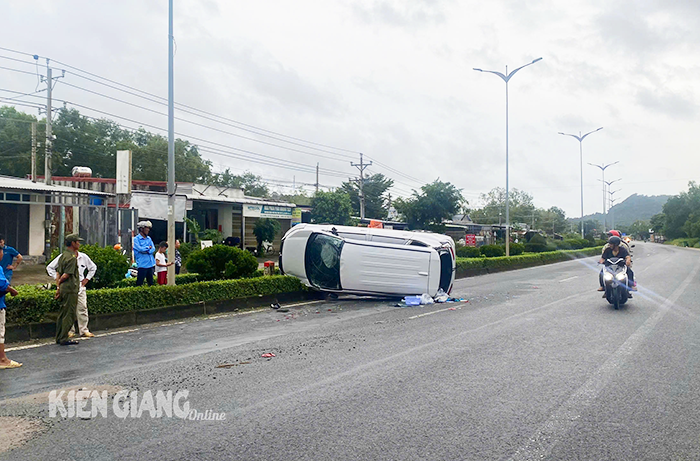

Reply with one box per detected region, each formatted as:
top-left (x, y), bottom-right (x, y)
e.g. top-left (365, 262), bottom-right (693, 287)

top-left (305, 233), bottom-right (344, 290)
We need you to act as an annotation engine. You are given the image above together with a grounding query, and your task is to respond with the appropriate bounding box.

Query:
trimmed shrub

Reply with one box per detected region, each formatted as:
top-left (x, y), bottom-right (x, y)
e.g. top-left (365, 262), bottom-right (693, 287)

top-left (456, 247), bottom-right (603, 278)
top-left (186, 245), bottom-right (258, 280)
top-left (80, 244), bottom-right (132, 289)
top-left (509, 243), bottom-right (525, 255)
top-left (6, 275), bottom-right (304, 325)
top-left (46, 244), bottom-right (130, 289)
top-left (480, 244), bottom-right (505, 257)
top-left (456, 246), bottom-right (482, 258)
top-left (524, 233), bottom-right (548, 253)
top-left (111, 273), bottom-right (204, 288)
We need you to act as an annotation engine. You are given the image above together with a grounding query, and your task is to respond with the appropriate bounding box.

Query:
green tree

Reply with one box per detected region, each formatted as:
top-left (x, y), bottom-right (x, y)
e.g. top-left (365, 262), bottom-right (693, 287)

top-left (536, 206), bottom-right (568, 234)
top-left (650, 213), bottom-right (665, 233)
top-left (340, 173), bottom-right (394, 220)
top-left (311, 190), bottom-right (352, 225)
top-left (627, 220), bottom-right (650, 240)
top-left (393, 180), bottom-right (465, 232)
top-left (661, 182), bottom-right (700, 239)
top-left (470, 187), bottom-right (535, 225)
top-left (211, 170), bottom-right (269, 197)
top-left (0, 106), bottom-right (45, 178)
top-left (253, 218), bottom-right (281, 255)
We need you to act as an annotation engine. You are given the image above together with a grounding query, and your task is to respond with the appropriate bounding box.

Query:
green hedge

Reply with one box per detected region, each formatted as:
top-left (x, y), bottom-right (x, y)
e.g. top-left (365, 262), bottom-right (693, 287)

top-left (5, 275), bottom-right (305, 326)
top-left (456, 247), bottom-right (602, 278)
top-left (112, 273), bottom-right (206, 288)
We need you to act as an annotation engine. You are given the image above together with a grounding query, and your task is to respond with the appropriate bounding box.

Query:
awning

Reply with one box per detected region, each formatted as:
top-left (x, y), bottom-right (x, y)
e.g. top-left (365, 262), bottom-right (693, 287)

top-left (0, 175), bottom-right (113, 196)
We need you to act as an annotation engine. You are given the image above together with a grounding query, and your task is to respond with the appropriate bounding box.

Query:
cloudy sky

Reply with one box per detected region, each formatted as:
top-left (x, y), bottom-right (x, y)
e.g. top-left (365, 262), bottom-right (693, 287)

top-left (1, 0), bottom-right (699, 218)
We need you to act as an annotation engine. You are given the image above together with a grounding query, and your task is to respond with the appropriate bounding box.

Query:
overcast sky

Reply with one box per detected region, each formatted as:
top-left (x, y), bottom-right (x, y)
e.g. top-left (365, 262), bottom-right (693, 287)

top-left (1, 0), bottom-right (699, 218)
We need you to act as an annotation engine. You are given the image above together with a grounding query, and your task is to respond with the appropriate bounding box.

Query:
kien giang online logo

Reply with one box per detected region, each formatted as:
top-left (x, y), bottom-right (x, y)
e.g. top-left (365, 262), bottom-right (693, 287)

top-left (48, 389), bottom-right (226, 421)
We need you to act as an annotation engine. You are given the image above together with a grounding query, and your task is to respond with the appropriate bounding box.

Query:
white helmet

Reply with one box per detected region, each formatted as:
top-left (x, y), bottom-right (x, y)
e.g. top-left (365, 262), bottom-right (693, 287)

top-left (137, 220), bottom-right (153, 229)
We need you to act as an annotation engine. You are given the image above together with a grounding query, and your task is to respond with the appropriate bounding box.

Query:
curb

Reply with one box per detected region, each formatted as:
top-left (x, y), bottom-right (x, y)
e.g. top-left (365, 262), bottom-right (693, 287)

top-left (5, 290), bottom-right (323, 343)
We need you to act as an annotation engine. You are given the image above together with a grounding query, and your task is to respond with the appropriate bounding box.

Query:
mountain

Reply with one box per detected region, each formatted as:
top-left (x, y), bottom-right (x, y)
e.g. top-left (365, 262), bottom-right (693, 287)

top-left (571, 193), bottom-right (669, 227)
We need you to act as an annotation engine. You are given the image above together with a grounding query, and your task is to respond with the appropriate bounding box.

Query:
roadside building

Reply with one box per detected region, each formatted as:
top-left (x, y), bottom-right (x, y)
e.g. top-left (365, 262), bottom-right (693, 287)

top-left (0, 175), bottom-right (114, 260)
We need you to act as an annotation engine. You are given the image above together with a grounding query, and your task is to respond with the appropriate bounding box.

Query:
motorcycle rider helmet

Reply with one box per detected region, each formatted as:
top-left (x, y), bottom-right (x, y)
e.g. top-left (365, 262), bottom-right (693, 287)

top-left (137, 220), bottom-right (153, 229)
top-left (608, 236), bottom-right (621, 246)
top-left (608, 230), bottom-right (621, 237)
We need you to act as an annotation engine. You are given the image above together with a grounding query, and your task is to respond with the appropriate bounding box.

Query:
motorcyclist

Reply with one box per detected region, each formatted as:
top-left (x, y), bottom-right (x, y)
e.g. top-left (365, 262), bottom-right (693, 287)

top-left (598, 236), bottom-right (634, 297)
top-left (600, 230), bottom-right (636, 290)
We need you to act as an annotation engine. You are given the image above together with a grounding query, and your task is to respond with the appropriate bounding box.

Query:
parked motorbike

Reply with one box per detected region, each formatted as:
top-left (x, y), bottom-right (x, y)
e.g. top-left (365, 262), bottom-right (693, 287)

top-left (602, 257), bottom-right (629, 309)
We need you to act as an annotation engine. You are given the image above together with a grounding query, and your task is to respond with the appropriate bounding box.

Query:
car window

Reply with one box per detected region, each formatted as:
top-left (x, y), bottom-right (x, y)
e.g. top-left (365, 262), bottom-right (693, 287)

top-left (305, 233), bottom-right (344, 290)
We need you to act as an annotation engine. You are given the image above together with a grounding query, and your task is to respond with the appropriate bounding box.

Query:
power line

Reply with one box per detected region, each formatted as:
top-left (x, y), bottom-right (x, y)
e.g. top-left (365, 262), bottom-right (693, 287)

top-left (0, 48), bottom-right (429, 188)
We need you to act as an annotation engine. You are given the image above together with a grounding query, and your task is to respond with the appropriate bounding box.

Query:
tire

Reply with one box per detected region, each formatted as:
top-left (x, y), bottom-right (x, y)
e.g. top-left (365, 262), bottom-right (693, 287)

top-left (612, 287), bottom-right (619, 310)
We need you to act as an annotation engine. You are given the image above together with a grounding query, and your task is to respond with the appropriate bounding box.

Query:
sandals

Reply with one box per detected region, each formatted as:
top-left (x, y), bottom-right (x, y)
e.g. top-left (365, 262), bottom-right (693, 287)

top-left (0, 360), bottom-right (22, 369)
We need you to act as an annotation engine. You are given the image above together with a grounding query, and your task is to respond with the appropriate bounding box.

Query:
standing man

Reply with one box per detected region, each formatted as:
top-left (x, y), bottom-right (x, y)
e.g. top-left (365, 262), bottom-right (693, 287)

top-left (0, 246), bottom-right (21, 369)
top-left (0, 234), bottom-right (23, 283)
top-left (54, 234), bottom-right (82, 346)
top-left (133, 221), bottom-right (156, 286)
top-left (47, 249), bottom-right (97, 338)
top-left (174, 239), bottom-right (182, 275)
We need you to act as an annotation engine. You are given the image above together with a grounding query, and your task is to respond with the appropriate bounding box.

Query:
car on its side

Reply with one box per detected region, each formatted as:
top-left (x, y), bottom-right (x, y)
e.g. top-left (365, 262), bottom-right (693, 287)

top-left (279, 224), bottom-right (455, 297)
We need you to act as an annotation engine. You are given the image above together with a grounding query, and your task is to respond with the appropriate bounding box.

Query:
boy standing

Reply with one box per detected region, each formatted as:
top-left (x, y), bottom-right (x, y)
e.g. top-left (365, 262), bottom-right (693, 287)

top-left (155, 242), bottom-right (174, 285)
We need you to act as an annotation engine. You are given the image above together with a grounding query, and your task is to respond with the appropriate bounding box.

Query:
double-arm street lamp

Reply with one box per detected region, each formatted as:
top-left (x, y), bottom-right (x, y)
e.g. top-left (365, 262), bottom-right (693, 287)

top-left (474, 57), bottom-right (543, 256)
top-left (608, 188), bottom-right (622, 229)
top-left (587, 160), bottom-right (619, 232)
top-left (558, 127), bottom-right (603, 238)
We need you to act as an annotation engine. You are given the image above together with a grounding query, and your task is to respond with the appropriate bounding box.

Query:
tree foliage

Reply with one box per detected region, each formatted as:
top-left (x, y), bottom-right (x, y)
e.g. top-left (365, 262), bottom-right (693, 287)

top-left (310, 190), bottom-right (353, 225)
top-left (0, 106), bottom-right (45, 178)
top-left (470, 187), bottom-right (535, 225)
top-left (340, 173), bottom-right (394, 220)
top-left (211, 169), bottom-right (270, 197)
top-left (393, 180), bottom-right (465, 232)
top-left (656, 182), bottom-right (700, 239)
top-left (186, 245), bottom-right (257, 280)
top-left (253, 218), bottom-right (281, 255)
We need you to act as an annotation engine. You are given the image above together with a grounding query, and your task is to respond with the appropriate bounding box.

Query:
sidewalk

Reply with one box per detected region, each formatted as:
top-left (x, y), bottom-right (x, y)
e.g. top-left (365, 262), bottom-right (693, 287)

top-left (5, 264), bottom-right (53, 286)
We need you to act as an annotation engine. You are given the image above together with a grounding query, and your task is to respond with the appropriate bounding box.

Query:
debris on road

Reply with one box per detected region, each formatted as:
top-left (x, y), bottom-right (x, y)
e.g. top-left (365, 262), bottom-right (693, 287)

top-left (261, 353), bottom-right (276, 358)
top-left (215, 362), bottom-right (251, 369)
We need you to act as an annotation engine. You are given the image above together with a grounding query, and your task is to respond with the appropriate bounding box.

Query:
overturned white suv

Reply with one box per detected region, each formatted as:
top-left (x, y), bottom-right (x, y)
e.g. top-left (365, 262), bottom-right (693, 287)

top-left (279, 224), bottom-right (455, 297)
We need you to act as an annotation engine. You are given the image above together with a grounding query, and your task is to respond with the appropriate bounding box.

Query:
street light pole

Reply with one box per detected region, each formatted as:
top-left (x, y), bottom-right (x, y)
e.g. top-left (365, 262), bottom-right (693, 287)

top-left (474, 57), bottom-right (542, 257)
top-left (608, 188), bottom-right (622, 229)
top-left (166, 0), bottom-right (176, 285)
top-left (558, 127), bottom-right (603, 238)
top-left (588, 161), bottom-right (619, 233)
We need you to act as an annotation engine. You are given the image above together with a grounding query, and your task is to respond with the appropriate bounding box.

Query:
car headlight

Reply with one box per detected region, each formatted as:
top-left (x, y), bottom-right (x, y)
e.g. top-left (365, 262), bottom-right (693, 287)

top-left (615, 272), bottom-right (627, 281)
top-left (603, 272), bottom-right (614, 281)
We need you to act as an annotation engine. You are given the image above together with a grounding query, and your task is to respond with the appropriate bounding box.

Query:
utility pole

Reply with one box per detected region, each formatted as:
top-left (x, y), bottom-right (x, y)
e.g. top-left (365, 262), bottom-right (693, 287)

top-left (315, 163), bottom-right (319, 194)
top-left (351, 153), bottom-right (372, 220)
top-left (166, 0), bottom-right (176, 286)
top-left (44, 65), bottom-right (52, 185)
top-left (31, 121), bottom-right (37, 182)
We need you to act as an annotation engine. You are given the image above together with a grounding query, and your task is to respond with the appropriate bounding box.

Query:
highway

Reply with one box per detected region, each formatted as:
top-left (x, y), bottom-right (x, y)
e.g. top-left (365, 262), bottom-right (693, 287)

top-left (1, 242), bottom-right (699, 460)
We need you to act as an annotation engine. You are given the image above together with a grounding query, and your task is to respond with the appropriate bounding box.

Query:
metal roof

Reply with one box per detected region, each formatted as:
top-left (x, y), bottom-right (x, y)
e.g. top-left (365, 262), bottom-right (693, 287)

top-left (184, 193), bottom-right (295, 208)
top-left (0, 175), bottom-right (113, 196)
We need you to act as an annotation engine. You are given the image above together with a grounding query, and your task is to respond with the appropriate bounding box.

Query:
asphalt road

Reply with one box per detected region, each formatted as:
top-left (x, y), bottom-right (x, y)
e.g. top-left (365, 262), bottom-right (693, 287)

top-left (1, 242), bottom-right (699, 460)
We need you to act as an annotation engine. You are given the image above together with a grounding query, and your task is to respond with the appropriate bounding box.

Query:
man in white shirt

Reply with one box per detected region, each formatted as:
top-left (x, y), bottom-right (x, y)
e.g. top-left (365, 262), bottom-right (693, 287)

top-left (47, 251), bottom-right (97, 338)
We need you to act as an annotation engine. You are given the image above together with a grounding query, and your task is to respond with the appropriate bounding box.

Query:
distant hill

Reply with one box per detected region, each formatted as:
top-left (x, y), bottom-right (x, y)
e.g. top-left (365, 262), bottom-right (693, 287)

top-left (571, 193), bottom-right (669, 227)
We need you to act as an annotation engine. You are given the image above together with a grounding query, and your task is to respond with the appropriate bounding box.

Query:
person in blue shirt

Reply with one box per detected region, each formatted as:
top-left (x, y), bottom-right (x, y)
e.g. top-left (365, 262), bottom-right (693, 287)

top-left (133, 221), bottom-right (156, 286)
top-left (0, 234), bottom-right (23, 283)
top-left (0, 246), bottom-right (21, 369)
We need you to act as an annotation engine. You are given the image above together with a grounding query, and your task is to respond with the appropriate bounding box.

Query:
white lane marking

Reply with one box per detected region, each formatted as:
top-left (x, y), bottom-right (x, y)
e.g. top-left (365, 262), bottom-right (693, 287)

top-left (559, 276), bottom-right (579, 283)
top-left (5, 299), bottom-right (328, 352)
top-left (508, 257), bottom-right (700, 461)
top-left (408, 306), bottom-right (458, 320)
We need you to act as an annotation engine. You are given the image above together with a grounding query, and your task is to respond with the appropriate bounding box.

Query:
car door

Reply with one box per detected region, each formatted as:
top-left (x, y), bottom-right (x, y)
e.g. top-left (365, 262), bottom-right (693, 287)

top-left (339, 241), bottom-right (434, 295)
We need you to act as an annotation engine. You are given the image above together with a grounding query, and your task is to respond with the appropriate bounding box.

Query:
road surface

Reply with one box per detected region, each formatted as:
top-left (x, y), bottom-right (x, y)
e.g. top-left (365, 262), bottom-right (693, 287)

top-left (1, 242), bottom-right (699, 460)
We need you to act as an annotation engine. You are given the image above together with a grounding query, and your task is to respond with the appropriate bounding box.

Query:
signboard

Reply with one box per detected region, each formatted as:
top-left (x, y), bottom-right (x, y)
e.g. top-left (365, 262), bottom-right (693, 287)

top-left (130, 193), bottom-right (187, 222)
top-left (116, 150), bottom-right (132, 194)
top-left (291, 207), bottom-right (302, 226)
top-left (465, 234), bottom-right (477, 247)
top-left (243, 204), bottom-right (293, 219)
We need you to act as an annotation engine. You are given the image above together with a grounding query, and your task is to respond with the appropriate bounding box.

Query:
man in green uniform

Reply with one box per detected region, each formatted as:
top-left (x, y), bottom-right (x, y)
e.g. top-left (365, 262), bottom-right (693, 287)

top-left (54, 234), bottom-right (83, 346)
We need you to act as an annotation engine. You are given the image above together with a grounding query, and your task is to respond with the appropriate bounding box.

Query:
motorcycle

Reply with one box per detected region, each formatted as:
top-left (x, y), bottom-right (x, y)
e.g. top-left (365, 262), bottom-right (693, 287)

top-left (602, 257), bottom-right (629, 309)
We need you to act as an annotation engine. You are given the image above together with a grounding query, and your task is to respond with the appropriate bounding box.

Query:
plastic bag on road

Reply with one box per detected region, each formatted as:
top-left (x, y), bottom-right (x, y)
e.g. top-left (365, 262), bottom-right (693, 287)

top-left (434, 289), bottom-right (449, 303)
top-left (419, 293), bottom-right (434, 305)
